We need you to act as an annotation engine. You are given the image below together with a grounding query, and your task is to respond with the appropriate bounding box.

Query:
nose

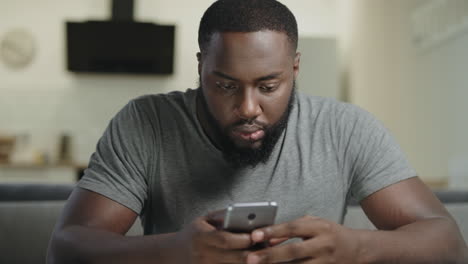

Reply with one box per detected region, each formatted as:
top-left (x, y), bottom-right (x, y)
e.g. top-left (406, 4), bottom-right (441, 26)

top-left (235, 88), bottom-right (262, 121)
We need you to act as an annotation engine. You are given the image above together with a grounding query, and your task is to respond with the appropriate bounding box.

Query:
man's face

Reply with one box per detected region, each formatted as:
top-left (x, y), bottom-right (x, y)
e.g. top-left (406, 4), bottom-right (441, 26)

top-left (198, 30), bottom-right (300, 166)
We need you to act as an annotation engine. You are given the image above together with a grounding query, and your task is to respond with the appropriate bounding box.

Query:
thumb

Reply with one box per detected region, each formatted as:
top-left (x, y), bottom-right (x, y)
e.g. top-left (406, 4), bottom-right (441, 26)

top-left (205, 209), bottom-right (226, 230)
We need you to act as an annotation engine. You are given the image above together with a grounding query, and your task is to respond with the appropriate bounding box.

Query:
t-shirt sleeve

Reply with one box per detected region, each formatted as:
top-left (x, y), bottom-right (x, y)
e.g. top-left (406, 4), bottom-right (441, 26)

top-left (337, 104), bottom-right (418, 203)
top-left (77, 99), bottom-right (155, 214)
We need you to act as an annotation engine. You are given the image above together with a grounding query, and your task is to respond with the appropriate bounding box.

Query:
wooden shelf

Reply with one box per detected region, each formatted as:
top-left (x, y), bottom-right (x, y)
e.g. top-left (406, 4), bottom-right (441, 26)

top-left (0, 163), bottom-right (87, 170)
top-left (0, 162), bottom-right (86, 184)
top-left (423, 178), bottom-right (449, 189)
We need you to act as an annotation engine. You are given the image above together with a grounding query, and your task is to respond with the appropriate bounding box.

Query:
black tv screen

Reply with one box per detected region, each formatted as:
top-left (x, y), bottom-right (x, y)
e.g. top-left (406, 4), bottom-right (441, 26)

top-left (66, 21), bottom-right (175, 74)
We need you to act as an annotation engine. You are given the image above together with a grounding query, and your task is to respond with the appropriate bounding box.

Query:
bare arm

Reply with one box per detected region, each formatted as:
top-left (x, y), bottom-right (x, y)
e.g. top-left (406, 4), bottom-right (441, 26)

top-left (46, 187), bottom-right (180, 264)
top-left (47, 187), bottom-right (252, 264)
top-left (247, 177), bottom-right (467, 264)
top-left (356, 177), bottom-right (468, 264)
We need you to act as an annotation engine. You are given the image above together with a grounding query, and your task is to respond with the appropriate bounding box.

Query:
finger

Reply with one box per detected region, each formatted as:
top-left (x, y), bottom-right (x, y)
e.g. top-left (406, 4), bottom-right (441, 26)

top-left (252, 216), bottom-right (329, 243)
top-left (269, 237), bottom-right (289, 246)
top-left (248, 236), bottom-right (330, 264)
top-left (205, 209), bottom-right (227, 229)
top-left (215, 249), bottom-right (250, 263)
top-left (267, 258), bottom-right (313, 264)
top-left (203, 230), bottom-right (253, 250)
top-left (295, 256), bottom-right (329, 264)
top-left (193, 216), bottom-right (217, 232)
top-left (278, 257), bottom-right (317, 264)
top-left (247, 240), bottom-right (310, 263)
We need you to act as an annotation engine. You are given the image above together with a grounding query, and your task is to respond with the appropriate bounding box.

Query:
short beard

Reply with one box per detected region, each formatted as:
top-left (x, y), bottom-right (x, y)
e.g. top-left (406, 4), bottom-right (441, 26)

top-left (197, 82), bottom-right (296, 168)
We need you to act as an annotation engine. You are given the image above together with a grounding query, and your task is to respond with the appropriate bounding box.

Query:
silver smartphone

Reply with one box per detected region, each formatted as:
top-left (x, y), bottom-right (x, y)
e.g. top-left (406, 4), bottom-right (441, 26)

top-left (223, 201), bottom-right (278, 233)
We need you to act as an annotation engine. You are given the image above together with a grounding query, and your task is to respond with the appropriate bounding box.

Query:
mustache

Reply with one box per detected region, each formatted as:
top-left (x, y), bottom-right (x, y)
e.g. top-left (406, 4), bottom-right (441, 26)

top-left (230, 119), bottom-right (268, 131)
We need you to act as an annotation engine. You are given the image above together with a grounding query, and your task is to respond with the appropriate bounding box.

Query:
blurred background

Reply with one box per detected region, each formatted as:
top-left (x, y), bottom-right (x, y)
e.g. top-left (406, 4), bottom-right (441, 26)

top-left (1, 1), bottom-right (468, 263)
top-left (0, 0), bottom-right (467, 188)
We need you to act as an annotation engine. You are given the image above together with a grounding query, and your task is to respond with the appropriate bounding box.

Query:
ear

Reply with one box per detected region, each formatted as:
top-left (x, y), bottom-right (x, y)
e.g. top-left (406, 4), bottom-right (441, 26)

top-left (197, 52), bottom-right (202, 76)
top-left (293, 52), bottom-right (301, 79)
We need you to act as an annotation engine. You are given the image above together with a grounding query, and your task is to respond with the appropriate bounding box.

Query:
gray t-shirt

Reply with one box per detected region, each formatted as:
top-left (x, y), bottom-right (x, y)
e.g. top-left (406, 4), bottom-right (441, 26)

top-left (78, 88), bottom-right (417, 234)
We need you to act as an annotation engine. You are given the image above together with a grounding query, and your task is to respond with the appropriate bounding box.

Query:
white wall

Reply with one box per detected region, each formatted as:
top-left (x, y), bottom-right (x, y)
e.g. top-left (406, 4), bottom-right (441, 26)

top-left (343, 0), bottom-right (468, 185)
top-left (0, 0), bottom-right (338, 164)
top-left (297, 37), bottom-right (339, 99)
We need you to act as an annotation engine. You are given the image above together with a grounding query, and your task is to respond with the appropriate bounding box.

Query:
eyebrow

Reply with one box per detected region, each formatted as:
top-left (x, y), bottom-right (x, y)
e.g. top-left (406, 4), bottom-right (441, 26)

top-left (212, 70), bottom-right (283, 82)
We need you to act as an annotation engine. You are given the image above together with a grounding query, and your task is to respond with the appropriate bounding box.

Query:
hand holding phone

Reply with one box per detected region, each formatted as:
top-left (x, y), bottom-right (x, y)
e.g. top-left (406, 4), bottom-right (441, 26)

top-left (223, 202), bottom-right (278, 232)
top-left (175, 213), bottom-right (253, 263)
top-left (222, 202), bottom-right (278, 250)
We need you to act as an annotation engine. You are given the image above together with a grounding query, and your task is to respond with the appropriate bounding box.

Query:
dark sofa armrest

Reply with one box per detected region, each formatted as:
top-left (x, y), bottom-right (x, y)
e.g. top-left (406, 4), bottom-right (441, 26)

top-left (0, 183), bottom-right (75, 201)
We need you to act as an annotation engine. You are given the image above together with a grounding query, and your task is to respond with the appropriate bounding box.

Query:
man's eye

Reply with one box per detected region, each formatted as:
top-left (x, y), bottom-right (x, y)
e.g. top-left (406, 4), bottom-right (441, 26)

top-left (259, 85), bottom-right (277, 92)
top-left (216, 81), bottom-right (237, 91)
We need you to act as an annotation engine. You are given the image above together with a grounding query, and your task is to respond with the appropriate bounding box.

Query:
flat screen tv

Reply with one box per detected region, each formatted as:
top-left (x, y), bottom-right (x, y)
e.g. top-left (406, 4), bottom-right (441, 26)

top-left (66, 21), bottom-right (175, 74)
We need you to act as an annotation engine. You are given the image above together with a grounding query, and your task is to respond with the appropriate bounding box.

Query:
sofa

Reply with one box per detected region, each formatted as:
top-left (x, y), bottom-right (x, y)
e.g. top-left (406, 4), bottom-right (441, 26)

top-left (0, 183), bottom-right (467, 264)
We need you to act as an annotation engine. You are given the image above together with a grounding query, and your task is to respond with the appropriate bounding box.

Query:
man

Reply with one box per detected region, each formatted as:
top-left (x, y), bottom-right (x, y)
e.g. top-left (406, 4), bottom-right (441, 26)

top-left (47, 0), bottom-right (467, 263)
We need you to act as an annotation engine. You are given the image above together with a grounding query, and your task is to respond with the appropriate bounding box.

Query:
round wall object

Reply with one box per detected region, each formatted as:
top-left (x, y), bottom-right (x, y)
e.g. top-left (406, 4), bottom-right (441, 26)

top-left (0, 29), bottom-right (36, 69)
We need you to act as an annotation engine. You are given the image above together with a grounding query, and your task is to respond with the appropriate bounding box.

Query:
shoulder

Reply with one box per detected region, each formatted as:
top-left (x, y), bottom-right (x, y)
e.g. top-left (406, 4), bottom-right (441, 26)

top-left (131, 89), bottom-right (194, 108)
top-left (295, 92), bottom-right (373, 124)
top-left (127, 89), bottom-right (196, 118)
top-left (294, 93), bottom-right (387, 142)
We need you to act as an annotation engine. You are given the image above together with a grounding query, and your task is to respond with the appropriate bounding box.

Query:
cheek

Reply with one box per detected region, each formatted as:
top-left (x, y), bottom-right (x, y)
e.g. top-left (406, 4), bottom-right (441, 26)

top-left (261, 90), bottom-right (291, 121)
top-left (205, 91), bottom-right (234, 128)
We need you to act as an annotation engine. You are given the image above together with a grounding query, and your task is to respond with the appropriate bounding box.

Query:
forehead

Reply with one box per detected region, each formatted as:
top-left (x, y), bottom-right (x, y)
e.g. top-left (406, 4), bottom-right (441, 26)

top-left (202, 31), bottom-right (294, 79)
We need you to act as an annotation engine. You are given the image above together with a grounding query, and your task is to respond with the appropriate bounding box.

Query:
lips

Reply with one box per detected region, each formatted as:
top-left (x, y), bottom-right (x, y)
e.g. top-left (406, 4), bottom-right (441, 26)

top-left (231, 126), bottom-right (265, 141)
